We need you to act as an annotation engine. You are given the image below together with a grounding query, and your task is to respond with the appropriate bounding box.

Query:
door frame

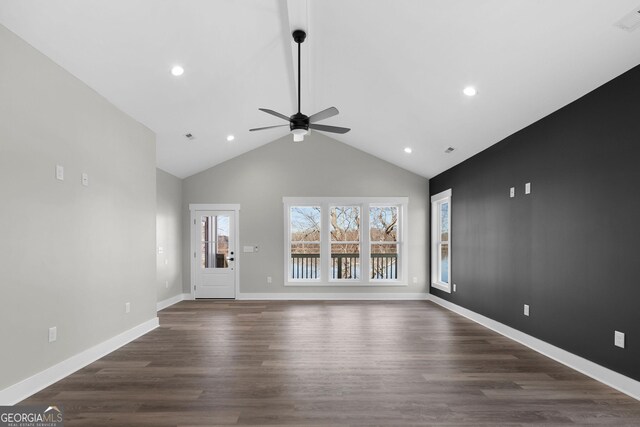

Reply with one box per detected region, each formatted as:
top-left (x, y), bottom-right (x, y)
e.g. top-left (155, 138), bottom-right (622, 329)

top-left (189, 203), bottom-right (240, 300)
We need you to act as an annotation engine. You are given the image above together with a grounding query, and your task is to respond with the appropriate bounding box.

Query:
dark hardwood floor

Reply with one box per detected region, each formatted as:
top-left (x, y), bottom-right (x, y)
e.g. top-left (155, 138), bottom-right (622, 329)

top-left (22, 300), bottom-right (640, 426)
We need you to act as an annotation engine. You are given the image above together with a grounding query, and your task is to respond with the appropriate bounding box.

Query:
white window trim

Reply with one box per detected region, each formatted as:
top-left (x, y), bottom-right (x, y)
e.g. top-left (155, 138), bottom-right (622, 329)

top-left (431, 189), bottom-right (451, 293)
top-left (283, 197), bottom-right (408, 287)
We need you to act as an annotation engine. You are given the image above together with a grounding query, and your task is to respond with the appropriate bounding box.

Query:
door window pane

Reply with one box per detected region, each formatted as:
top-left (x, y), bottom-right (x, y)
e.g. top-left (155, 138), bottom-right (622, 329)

top-left (201, 215), bottom-right (229, 269)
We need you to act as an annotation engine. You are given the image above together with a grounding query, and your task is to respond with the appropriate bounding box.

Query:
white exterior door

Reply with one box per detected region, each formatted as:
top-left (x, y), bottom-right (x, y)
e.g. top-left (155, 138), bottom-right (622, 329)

top-left (194, 210), bottom-right (236, 298)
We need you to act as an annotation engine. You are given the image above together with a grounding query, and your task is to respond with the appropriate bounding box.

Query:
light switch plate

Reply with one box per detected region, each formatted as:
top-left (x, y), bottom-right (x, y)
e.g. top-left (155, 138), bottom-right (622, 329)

top-left (48, 327), bottom-right (57, 343)
top-left (524, 304), bottom-right (530, 316)
top-left (267, 276), bottom-right (272, 284)
top-left (453, 283), bottom-right (457, 292)
top-left (525, 182), bottom-right (531, 194)
top-left (615, 331), bottom-right (625, 348)
top-left (125, 302), bottom-right (131, 314)
top-left (510, 187), bottom-right (515, 198)
top-left (56, 165), bottom-right (64, 181)
top-left (81, 173), bottom-right (89, 186)
top-left (243, 246), bottom-right (254, 253)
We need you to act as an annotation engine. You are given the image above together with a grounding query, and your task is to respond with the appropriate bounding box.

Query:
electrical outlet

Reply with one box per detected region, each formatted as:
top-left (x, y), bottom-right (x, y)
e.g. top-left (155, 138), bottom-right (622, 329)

top-left (614, 331), bottom-right (625, 348)
top-left (81, 173), bottom-right (89, 186)
top-left (524, 304), bottom-right (530, 316)
top-left (510, 187), bottom-right (515, 198)
top-left (48, 327), bottom-right (57, 343)
top-left (125, 302), bottom-right (131, 314)
top-left (412, 277), bottom-right (418, 284)
top-left (267, 276), bottom-right (272, 284)
top-left (453, 283), bottom-right (457, 292)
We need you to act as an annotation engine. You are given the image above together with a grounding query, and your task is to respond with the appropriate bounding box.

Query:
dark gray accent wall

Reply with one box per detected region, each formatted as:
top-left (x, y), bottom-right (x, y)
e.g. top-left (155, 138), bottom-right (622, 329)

top-left (430, 64), bottom-right (640, 381)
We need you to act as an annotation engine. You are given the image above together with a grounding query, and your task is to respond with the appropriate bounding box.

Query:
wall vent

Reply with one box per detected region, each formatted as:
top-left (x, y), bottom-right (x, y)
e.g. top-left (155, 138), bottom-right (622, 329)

top-left (614, 6), bottom-right (640, 32)
top-left (445, 147), bottom-right (455, 154)
top-left (185, 133), bottom-right (195, 140)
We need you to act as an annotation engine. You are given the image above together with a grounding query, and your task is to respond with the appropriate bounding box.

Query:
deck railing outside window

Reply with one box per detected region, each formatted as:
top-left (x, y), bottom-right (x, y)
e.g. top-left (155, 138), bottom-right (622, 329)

top-left (291, 253), bottom-right (397, 280)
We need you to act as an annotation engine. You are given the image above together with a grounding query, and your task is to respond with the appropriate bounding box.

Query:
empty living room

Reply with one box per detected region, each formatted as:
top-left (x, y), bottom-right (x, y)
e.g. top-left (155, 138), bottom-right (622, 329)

top-left (2, 1), bottom-right (640, 425)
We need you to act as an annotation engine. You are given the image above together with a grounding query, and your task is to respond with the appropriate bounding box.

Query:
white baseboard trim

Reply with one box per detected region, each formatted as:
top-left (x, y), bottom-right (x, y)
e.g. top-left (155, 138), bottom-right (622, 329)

top-left (237, 292), bottom-right (428, 300)
top-left (0, 317), bottom-right (159, 406)
top-left (157, 293), bottom-right (191, 311)
top-left (427, 294), bottom-right (640, 401)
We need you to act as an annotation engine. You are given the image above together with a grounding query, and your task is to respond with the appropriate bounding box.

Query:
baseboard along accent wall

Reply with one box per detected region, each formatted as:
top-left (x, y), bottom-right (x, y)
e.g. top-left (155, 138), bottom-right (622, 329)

top-left (427, 294), bottom-right (640, 401)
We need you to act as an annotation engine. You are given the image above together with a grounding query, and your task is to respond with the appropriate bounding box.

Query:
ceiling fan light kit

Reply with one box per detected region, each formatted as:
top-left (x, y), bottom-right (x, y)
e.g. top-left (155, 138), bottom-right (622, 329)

top-left (250, 30), bottom-right (350, 142)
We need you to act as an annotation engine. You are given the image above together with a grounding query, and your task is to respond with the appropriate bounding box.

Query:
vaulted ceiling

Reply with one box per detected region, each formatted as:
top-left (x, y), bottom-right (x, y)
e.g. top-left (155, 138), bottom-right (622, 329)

top-left (1, 1), bottom-right (640, 179)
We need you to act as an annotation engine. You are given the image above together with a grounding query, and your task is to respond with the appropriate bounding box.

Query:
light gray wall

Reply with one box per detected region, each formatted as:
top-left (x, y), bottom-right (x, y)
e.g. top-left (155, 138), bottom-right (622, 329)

top-left (182, 132), bottom-right (429, 295)
top-left (156, 168), bottom-right (183, 302)
top-left (0, 24), bottom-right (157, 390)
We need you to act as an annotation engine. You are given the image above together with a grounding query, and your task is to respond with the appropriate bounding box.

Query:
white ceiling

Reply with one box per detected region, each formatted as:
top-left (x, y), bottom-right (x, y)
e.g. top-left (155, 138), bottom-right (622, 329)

top-left (1, 1), bottom-right (640, 179)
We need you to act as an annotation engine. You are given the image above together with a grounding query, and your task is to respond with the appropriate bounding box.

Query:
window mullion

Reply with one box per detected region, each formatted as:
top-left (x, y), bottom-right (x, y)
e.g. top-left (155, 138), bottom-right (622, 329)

top-left (320, 201), bottom-right (330, 283)
top-left (362, 203), bottom-right (370, 283)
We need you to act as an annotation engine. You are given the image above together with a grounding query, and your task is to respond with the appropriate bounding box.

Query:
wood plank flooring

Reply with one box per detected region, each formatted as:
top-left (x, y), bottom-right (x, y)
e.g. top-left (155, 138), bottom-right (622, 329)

top-left (21, 300), bottom-right (640, 426)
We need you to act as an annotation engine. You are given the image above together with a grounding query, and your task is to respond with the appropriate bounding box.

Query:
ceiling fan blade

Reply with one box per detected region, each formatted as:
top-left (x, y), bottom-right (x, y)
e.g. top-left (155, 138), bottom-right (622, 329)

top-left (249, 125), bottom-right (289, 132)
top-left (308, 107), bottom-right (339, 123)
top-left (309, 124), bottom-right (351, 134)
top-left (258, 108), bottom-right (291, 122)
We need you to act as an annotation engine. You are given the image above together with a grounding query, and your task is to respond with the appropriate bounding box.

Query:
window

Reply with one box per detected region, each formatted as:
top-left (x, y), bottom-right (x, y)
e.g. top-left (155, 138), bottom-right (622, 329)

top-left (369, 206), bottom-right (399, 280)
top-left (431, 189), bottom-right (451, 292)
top-left (289, 206), bottom-right (321, 280)
top-left (284, 197), bottom-right (408, 286)
top-left (330, 206), bottom-right (360, 280)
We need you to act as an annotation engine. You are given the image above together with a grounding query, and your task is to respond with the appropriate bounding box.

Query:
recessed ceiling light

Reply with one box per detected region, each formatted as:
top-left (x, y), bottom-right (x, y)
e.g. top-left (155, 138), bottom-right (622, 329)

top-left (404, 147), bottom-right (412, 154)
top-left (226, 135), bottom-right (235, 142)
top-left (171, 65), bottom-right (184, 76)
top-left (463, 86), bottom-right (477, 97)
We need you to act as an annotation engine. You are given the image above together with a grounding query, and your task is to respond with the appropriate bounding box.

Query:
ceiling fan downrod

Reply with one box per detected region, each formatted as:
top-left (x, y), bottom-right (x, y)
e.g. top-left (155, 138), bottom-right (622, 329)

top-left (249, 29), bottom-right (350, 142)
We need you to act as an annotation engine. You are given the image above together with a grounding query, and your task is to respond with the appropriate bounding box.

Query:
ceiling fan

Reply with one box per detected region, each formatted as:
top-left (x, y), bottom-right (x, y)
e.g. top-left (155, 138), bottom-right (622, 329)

top-left (250, 30), bottom-right (350, 142)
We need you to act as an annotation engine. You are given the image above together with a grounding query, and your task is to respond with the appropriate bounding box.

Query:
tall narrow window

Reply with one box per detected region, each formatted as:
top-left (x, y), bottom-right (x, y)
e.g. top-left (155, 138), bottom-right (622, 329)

top-left (369, 206), bottom-right (399, 280)
top-left (330, 206), bottom-right (360, 280)
top-left (431, 189), bottom-right (451, 292)
top-left (289, 206), bottom-right (321, 280)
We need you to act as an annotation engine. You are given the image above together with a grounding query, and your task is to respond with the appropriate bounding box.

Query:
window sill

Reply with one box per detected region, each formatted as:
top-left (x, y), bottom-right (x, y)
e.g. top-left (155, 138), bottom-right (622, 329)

top-left (431, 282), bottom-right (451, 293)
